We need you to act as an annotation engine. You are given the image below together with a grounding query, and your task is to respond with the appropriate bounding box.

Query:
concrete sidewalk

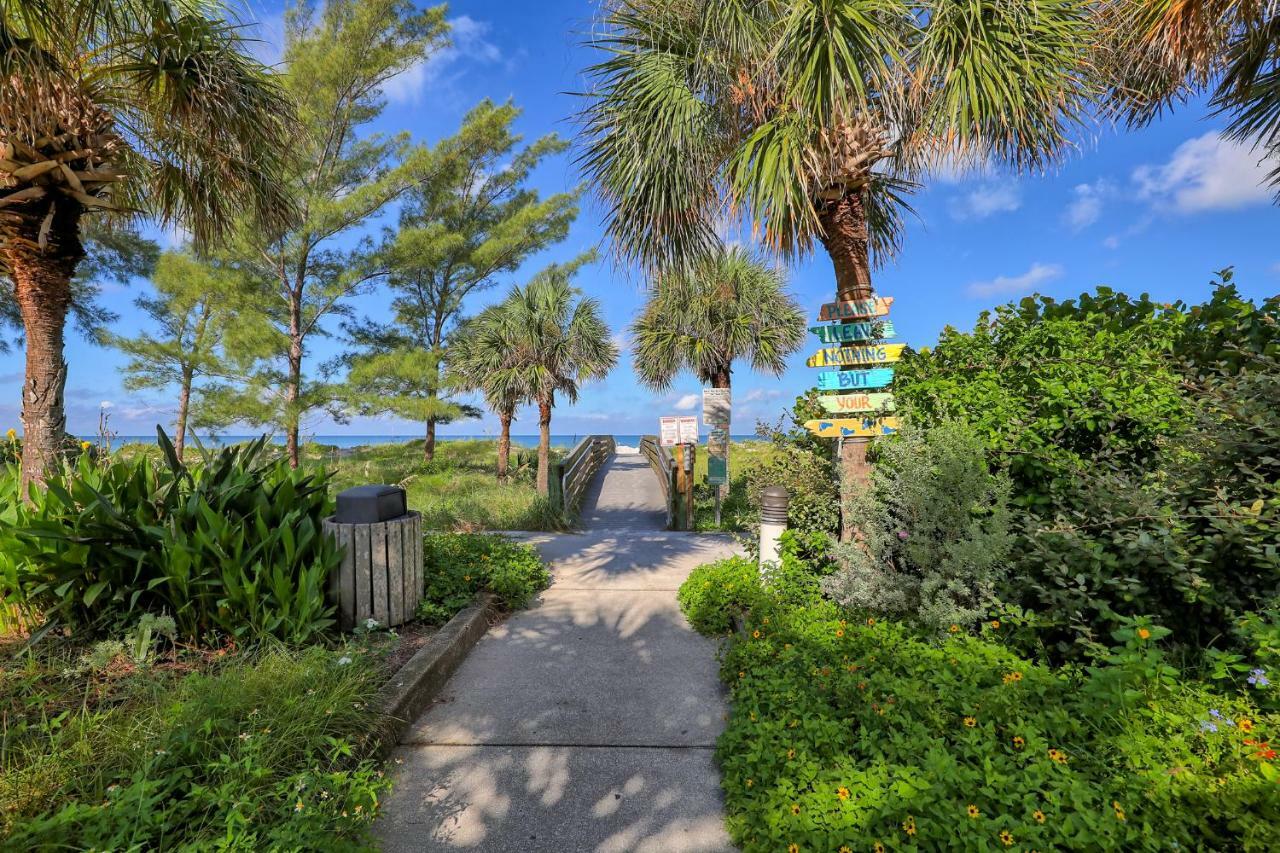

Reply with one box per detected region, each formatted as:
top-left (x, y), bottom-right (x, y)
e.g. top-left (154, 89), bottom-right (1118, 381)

top-left (375, 457), bottom-right (742, 852)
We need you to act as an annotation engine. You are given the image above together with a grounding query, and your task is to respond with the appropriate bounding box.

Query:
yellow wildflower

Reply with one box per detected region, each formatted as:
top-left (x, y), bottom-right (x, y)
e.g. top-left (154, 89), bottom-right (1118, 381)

top-left (866, 617), bottom-right (876, 626)
top-left (967, 804), bottom-right (980, 818)
top-left (752, 630), bottom-right (761, 639)
top-left (787, 749), bottom-right (796, 760)
top-left (990, 620), bottom-right (1001, 629)
top-left (5, 428), bottom-right (15, 441)
top-left (1239, 718), bottom-right (1254, 732)
top-left (949, 624), bottom-right (960, 633)
top-left (790, 803), bottom-right (801, 815)
top-left (835, 628), bottom-right (845, 638)
top-left (999, 830), bottom-right (1014, 846)
top-left (902, 816), bottom-right (916, 836)
top-left (963, 716), bottom-right (977, 728)
top-left (1012, 736), bottom-right (1025, 749)
top-left (1033, 809), bottom-right (1046, 824)
top-left (837, 787), bottom-right (850, 801)
top-left (294, 801), bottom-right (304, 812)
top-left (745, 778), bottom-right (754, 788)
top-left (788, 845), bottom-right (799, 853)
top-left (1137, 628), bottom-right (1151, 640)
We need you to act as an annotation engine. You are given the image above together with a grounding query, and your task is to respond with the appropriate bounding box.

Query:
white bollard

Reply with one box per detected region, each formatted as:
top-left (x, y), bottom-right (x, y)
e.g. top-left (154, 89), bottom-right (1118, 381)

top-left (758, 485), bottom-right (789, 580)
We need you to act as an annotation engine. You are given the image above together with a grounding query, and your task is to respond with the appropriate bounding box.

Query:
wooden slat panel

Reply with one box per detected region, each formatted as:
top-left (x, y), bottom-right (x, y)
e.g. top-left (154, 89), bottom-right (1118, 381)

top-left (353, 524), bottom-right (372, 626)
top-left (371, 522), bottom-right (389, 626)
top-left (387, 519), bottom-right (404, 626)
top-left (410, 513), bottom-right (422, 609)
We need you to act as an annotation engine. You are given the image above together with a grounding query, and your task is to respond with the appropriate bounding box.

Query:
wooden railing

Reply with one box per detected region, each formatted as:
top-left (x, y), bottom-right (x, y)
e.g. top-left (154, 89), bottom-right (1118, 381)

top-left (639, 435), bottom-right (677, 529)
top-left (551, 435), bottom-right (616, 513)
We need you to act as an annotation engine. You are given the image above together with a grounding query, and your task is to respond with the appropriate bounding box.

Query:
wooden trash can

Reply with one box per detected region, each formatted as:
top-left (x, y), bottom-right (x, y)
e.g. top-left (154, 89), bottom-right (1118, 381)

top-left (323, 500), bottom-right (423, 631)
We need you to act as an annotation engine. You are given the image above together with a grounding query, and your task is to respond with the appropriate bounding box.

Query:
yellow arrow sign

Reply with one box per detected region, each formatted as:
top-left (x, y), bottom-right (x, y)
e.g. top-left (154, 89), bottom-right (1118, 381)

top-left (805, 343), bottom-right (906, 368)
top-left (804, 417), bottom-right (900, 438)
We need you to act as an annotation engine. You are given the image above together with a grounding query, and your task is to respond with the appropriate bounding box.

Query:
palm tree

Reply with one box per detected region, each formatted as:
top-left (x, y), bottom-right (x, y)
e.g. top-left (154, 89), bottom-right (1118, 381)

top-left (489, 261), bottom-right (618, 496)
top-left (1, 0), bottom-right (294, 487)
top-left (578, 0), bottom-right (1094, 487)
top-left (448, 305), bottom-right (533, 482)
top-left (1100, 1), bottom-right (1280, 188)
top-left (631, 245), bottom-right (804, 391)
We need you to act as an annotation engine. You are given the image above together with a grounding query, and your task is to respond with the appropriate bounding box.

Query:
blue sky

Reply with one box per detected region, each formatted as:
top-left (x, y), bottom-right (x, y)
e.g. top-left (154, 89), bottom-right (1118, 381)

top-left (4, 0), bottom-right (1279, 440)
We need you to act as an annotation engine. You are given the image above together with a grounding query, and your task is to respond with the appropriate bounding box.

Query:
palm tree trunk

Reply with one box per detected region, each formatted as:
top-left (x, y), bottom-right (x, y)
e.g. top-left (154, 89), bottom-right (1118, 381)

top-left (7, 211), bottom-right (84, 490)
top-left (424, 416), bottom-right (437, 462)
top-left (175, 365), bottom-right (194, 460)
top-left (536, 396), bottom-right (552, 497)
top-left (497, 409), bottom-right (513, 482)
top-left (818, 189), bottom-right (875, 541)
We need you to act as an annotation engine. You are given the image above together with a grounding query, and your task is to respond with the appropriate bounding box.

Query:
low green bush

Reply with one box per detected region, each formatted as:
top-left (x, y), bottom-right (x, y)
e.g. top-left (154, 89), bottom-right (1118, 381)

top-left (0, 431), bottom-right (338, 644)
top-left (419, 533), bottom-right (550, 624)
top-left (678, 556), bottom-right (763, 636)
top-left (1, 644), bottom-right (390, 849)
top-left (712, 598), bottom-right (1279, 852)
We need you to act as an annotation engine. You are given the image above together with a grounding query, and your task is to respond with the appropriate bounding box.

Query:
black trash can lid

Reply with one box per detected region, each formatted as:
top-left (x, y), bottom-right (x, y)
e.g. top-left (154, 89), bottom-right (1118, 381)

top-left (335, 485), bottom-right (407, 524)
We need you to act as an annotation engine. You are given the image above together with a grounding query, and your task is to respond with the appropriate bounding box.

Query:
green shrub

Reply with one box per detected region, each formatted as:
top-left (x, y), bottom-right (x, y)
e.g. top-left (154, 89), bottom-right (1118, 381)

top-left (2, 644), bottom-right (390, 849)
top-left (678, 556), bottom-right (763, 636)
top-left (0, 431), bottom-right (338, 643)
top-left (419, 533), bottom-right (550, 624)
top-left (718, 602), bottom-right (1280, 852)
top-left (826, 421), bottom-right (1014, 630)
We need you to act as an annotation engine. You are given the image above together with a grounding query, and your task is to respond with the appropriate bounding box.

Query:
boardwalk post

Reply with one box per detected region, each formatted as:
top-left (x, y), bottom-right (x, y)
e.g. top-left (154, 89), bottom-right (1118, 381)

top-left (759, 485), bottom-right (789, 579)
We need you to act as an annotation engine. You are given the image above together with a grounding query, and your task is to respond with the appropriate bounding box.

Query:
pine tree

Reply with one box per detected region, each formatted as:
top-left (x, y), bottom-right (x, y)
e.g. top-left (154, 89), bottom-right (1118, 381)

top-left (344, 99), bottom-right (580, 461)
top-left (105, 252), bottom-right (237, 457)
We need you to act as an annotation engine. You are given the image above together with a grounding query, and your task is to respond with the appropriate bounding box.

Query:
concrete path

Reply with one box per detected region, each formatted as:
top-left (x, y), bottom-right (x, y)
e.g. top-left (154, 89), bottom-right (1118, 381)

top-left (376, 455), bottom-right (741, 852)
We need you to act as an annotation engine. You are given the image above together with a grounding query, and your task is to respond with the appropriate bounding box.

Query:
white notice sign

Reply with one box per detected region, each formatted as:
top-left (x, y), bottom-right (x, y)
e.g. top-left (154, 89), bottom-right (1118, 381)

top-left (659, 416), bottom-right (679, 447)
top-left (678, 416), bottom-right (699, 444)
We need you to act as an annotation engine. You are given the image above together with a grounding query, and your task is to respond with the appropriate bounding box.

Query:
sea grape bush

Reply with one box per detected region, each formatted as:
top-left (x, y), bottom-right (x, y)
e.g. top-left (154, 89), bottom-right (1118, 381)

top-left (0, 431), bottom-right (339, 643)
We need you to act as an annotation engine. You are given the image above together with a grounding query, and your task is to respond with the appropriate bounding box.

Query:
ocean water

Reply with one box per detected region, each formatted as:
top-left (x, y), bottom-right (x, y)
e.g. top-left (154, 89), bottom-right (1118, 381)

top-left (87, 433), bottom-right (762, 452)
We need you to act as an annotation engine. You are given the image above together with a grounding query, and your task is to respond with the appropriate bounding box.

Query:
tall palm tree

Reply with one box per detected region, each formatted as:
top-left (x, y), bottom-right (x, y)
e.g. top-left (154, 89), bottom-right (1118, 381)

top-left (631, 245), bottom-right (804, 391)
top-left (1, 0), bottom-right (294, 487)
top-left (578, 0), bottom-right (1095, 486)
top-left (489, 261), bottom-right (618, 496)
top-left (1100, 0), bottom-right (1280, 188)
top-left (448, 304), bottom-right (533, 482)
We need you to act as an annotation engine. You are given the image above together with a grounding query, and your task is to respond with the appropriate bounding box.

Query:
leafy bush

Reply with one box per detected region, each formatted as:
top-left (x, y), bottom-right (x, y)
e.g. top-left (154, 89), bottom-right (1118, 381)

top-left (678, 556), bottom-right (763, 636)
top-left (895, 286), bottom-right (1192, 507)
top-left (825, 422), bottom-right (1014, 630)
top-left (2, 644), bottom-right (390, 848)
top-left (0, 432), bottom-right (338, 643)
top-left (715, 599), bottom-right (1280, 852)
top-left (419, 533), bottom-right (550, 624)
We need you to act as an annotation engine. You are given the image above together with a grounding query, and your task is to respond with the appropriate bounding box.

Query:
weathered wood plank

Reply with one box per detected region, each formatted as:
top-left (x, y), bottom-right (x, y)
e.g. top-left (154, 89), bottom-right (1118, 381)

top-left (387, 520), bottom-right (404, 626)
top-left (371, 522), bottom-right (389, 626)
top-left (353, 524), bottom-right (372, 626)
top-left (809, 321), bottom-right (896, 343)
top-left (803, 416), bottom-right (901, 438)
top-left (816, 368), bottom-right (894, 390)
top-left (817, 392), bottom-right (896, 413)
top-left (817, 296), bottom-right (893, 321)
top-left (806, 343), bottom-right (906, 368)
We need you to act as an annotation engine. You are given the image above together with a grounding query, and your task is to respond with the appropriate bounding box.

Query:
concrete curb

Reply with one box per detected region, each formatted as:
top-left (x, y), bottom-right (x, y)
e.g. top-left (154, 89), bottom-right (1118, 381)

top-left (374, 592), bottom-right (496, 757)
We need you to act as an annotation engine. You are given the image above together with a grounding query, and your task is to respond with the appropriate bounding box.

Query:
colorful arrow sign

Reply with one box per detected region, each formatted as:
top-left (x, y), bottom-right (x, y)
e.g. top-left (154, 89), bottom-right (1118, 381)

top-left (817, 393), bottom-right (895, 414)
top-left (809, 321), bottom-right (895, 343)
top-left (806, 343), bottom-right (906, 368)
top-left (817, 296), bottom-right (893, 322)
top-left (816, 368), bottom-right (894, 390)
top-left (804, 417), bottom-right (900, 438)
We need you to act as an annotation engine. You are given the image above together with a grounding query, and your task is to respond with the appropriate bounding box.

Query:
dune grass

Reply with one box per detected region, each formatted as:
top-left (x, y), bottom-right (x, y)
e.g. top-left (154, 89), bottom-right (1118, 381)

top-left (326, 439), bottom-right (569, 531)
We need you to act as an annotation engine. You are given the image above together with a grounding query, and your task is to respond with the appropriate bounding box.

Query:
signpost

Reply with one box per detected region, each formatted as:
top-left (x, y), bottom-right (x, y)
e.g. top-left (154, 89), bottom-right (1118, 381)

top-left (803, 417), bottom-right (901, 438)
top-left (809, 321), bottom-right (895, 343)
top-left (805, 343), bottom-right (906, 368)
top-left (661, 414), bottom-right (700, 529)
top-left (816, 393), bottom-right (895, 413)
top-left (703, 388), bottom-right (731, 525)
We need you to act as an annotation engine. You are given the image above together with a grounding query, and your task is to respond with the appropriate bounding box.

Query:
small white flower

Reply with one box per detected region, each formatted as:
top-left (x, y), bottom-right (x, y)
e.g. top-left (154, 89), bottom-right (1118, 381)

top-left (337, 656), bottom-right (352, 666)
top-left (365, 618), bottom-right (380, 630)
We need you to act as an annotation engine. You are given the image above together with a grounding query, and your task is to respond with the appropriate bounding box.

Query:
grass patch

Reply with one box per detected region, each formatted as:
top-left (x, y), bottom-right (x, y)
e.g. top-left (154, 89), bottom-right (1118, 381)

top-left (327, 439), bottom-right (568, 531)
top-left (1, 640), bottom-right (391, 849)
top-left (691, 440), bottom-right (786, 532)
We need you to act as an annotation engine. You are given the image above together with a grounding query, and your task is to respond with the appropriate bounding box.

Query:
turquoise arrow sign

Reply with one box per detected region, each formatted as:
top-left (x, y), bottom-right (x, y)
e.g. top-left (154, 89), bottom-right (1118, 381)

top-left (809, 321), bottom-right (896, 343)
top-left (816, 368), bottom-right (894, 391)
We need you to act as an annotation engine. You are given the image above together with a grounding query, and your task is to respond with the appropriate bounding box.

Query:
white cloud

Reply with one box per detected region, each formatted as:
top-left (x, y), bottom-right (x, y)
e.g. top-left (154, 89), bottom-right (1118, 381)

top-left (99, 400), bottom-right (114, 410)
top-left (966, 262), bottom-right (1064, 299)
top-left (741, 388), bottom-right (782, 403)
top-left (381, 15), bottom-right (502, 104)
top-left (674, 393), bottom-right (699, 411)
top-left (1132, 131), bottom-right (1275, 213)
top-left (1102, 235), bottom-right (1121, 250)
top-left (1064, 180), bottom-right (1114, 231)
top-left (949, 182), bottom-right (1021, 220)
